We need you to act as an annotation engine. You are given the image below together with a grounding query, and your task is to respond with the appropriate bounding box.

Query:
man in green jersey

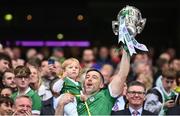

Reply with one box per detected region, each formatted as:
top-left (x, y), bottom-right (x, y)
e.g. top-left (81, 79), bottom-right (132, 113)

top-left (55, 49), bottom-right (130, 115)
top-left (11, 66), bottom-right (42, 115)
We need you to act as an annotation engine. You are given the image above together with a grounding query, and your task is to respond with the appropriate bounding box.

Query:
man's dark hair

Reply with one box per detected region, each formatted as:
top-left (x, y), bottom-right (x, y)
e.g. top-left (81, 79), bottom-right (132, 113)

top-left (162, 68), bottom-right (176, 80)
top-left (2, 68), bottom-right (14, 80)
top-left (86, 68), bottom-right (104, 83)
top-left (127, 81), bottom-right (146, 92)
top-left (0, 53), bottom-right (12, 70)
top-left (0, 96), bottom-right (14, 107)
top-left (0, 53), bottom-right (11, 63)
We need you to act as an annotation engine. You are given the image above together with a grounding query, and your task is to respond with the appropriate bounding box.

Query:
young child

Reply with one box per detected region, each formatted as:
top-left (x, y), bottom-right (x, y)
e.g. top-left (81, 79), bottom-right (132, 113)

top-left (52, 58), bottom-right (82, 116)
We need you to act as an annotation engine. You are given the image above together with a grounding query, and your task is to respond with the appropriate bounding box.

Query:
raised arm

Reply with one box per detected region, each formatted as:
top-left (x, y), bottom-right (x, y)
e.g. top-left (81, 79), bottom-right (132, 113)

top-left (109, 49), bottom-right (130, 97)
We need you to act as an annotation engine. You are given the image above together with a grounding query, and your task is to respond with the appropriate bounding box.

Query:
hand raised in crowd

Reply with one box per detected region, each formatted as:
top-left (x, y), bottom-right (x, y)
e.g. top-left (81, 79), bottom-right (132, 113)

top-left (48, 64), bottom-right (57, 75)
top-left (61, 71), bottom-right (68, 79)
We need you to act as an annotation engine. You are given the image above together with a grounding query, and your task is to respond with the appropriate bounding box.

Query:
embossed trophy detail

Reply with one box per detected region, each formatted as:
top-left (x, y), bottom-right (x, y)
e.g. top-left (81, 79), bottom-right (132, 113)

top-left (112, 5), bottom-right (148, 56)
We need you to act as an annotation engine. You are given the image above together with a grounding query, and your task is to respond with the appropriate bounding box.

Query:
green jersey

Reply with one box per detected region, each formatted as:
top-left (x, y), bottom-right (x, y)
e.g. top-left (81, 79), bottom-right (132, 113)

top-left (61, 77), bottom-right (82, 95)
top-left (11, 87), bottom-right (42, 114)
top-left (77, 88), bottom-right (116, 115)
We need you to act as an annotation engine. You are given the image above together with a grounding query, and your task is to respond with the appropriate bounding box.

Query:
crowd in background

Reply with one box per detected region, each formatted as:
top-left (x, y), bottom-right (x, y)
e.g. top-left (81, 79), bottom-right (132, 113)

top-left (0, 45), bottom-right (180, 115)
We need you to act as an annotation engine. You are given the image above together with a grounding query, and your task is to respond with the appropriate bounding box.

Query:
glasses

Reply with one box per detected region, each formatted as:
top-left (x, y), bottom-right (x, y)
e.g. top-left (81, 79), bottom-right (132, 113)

top-left (128, 91), bottom-right (145, 96)
top-left (166, 80), bottom-right (174, 84)
top-left (15, 76), bottom-right (29, 80)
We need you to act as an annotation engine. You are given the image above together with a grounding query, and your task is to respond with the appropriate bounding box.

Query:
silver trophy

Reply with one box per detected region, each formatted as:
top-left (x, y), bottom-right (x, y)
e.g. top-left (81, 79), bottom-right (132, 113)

top-left (112, 5), bottom-right (148, 56)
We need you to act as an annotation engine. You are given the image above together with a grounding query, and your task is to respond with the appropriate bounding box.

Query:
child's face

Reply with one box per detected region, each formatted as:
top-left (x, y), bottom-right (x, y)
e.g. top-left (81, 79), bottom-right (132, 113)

top-left (64, 62), bottom-right (80, 80)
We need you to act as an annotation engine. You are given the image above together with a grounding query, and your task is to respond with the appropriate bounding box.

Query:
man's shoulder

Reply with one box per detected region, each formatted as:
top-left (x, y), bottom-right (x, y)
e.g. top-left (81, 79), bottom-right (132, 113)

top-left (27, 88), bottom-right (40, 98)
top-left (11, 92), bottom-right (18, 99)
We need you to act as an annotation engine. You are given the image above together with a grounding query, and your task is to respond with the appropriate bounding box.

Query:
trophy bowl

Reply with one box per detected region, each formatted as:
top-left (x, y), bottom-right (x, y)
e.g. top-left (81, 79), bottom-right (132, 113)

top-left (112, 5), bottom-right (146, 37)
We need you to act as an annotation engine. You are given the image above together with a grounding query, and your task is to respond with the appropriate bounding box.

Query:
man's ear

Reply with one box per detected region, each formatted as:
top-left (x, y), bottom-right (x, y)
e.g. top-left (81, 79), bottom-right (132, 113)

top-left (126, 94), bottom-right (129, 101)
top-left (2, 79), bottom-right (5, 85)
top-left (100, 82), bottom-right (104, 89)
top-left (143, 96), bottom-right (146, 101)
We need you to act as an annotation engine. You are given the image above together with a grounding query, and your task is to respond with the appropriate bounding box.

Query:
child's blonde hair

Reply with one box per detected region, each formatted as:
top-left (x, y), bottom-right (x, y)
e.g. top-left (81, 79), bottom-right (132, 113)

top-left (62, 58), bottom-right (81, 71)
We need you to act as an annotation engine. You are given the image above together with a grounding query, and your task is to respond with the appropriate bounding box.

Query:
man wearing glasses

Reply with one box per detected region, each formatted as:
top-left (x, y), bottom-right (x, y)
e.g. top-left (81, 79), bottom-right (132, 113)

top-left (11, 65), bottom-right (42, 115)
top-left (144, 68), bottom-right (178, 115)
top-left (112, 81), bottom-right (154, 115)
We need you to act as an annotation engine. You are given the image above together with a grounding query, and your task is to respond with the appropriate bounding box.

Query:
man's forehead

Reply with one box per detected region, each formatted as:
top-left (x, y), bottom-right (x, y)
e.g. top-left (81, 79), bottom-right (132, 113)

top-left (1, 59), bottom-right (9, 63)
top-left (16, 98), bottom-right (31, 103)
top-left (86, 71), bottom-right (101, 76)
top-left (128, 85), bottom-right (144, 90)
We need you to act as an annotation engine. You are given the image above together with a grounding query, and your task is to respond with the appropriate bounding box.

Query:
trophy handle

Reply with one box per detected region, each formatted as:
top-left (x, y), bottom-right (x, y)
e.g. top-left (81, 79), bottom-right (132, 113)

top-left (137, 18), bottom-right (146, 34)
top-left (112, 21), bottom-right (119, 35)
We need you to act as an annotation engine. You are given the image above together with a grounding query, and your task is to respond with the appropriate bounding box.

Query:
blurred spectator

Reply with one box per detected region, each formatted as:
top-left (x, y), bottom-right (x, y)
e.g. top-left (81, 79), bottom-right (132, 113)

top-left (39, 47), bottom-right (50, 60)
top-left (153, 58), bottom-right (169, 87)
top-left (166, 48), bottom-right (176, 60)
top-left (81, 48), bottom-right (96, 71)
top-left (109, 46), bottom-right (121, 68)
top-left (100, 64), bottom-right (114, 86)
top-left (0, 52), bottom-right (11, 89)
top-left (26, 48), bottom-right (37, 60)
top-left (136, 73), bottom-right (153, 91)
top-left (110, 46), bottom-right (122, 65)
top-left (36, 53), bottom-right (44, 61)
top-left (52, 47), bottom-right (65, 64)
top-left (4, 47), bottom-right (14, 59)
top-left (144, 68), bottom-right (178, 115)
top-left (70, 47), bottom-right (81, 59)
top-left (29, 66), bottom-right (52, 101)
top-left (40, 59), bottom-right (61, 90)
top-left (174, 71), bottom-right (180, 93)
top-left (12, 47), bottom-right (22, 60)
top-left (12, 95), bottom-right (32, 116)
top-left (0, 43), bottom-right (3, 52)
top-left (0, 87), bottom-right (13, 97)
top-left (92, 46), bottom-right (98, 58)
top-left (159, 52), bottom-right (171, 62)
top-left (26, 57), bottom-right (42, 68)
top-left (2, 69), bottom-right (17, 92)
top-left (169, 58), bottom-right (180, 72)
top-left (133, 53), bottom-right (150, 65)
top-left (12, 59), bottom-right (25, 69)
top-left (95, 46), bottom-right (113, 69)
top-left (11, 65), bottom-right (42, 115)
top-left (0, 96), bottom-right (14, 115)
top-left (40, 78), bottom-right (61, 115)
top-left (129, 61), bottom-right (149, 83)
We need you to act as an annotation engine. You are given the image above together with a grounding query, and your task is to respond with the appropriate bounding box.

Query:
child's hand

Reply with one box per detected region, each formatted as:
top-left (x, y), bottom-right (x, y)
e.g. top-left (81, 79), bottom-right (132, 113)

top-left (80, 91), bottom-right (87, 102)
top-left (61, 71), bottom-right (67, 79)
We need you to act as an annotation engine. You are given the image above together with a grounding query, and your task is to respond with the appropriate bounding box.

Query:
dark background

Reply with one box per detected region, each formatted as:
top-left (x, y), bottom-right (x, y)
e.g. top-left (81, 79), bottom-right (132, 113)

top-left (0, 0), bottom-right (180, 56)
